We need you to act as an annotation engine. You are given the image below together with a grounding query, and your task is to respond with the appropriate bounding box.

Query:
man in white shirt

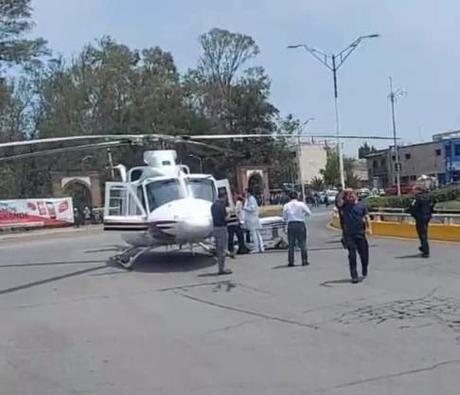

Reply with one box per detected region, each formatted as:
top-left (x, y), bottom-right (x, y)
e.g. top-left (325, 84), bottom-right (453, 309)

top-left (283, 191), bottom-right (312, 266)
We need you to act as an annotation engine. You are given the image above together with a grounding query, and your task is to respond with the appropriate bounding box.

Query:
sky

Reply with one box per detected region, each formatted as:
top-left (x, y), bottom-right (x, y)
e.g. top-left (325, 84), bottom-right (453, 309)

top-left (30, 0), bottom-right (460, 156)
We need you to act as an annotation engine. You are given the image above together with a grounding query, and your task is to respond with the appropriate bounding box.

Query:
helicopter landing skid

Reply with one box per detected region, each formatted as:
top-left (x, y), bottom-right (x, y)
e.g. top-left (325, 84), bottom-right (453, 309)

top-left (112, 246), bottom-right (147, 270)
top-left (198, 242), bottom-right (216, 256)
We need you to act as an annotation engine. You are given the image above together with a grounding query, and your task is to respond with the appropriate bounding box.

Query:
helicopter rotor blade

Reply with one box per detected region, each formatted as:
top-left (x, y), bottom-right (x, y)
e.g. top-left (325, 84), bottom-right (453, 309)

top-left (185, 133), bottom-right (399, 140)
top-left (0, 141), bottom-right (128, 162)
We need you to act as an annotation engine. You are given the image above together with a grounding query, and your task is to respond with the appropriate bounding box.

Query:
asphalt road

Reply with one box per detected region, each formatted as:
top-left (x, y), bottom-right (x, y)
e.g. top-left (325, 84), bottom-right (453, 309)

top-left (1, 208), bottom-right (459, 395)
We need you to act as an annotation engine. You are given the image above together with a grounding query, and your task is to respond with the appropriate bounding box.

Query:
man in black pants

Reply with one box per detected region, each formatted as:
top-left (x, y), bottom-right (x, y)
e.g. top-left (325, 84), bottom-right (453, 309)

top-left (227, 208), bottom-right (249, 256)
top-left (211, 190), bottom-right (232, 275)
top-left (409, 186), bottom-right (434, 258)
top-left (283, 191), bottom-right (312, 266)
top-left (337, 189), bottom-right (371, 283)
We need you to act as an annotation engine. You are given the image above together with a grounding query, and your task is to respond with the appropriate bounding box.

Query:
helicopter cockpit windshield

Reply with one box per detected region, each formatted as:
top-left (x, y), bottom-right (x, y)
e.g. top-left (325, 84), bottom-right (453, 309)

top-left (186, 177), bottom-right (216, 202)
top-left (145, 179), bottom-right (185, 211)
top-left (144, 176), bottom-right (217, 213)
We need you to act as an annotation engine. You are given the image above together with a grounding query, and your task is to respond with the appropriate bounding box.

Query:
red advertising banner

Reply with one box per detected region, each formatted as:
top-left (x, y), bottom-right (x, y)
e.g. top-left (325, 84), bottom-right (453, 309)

top-left (0, 198), bottom-right (74, 229)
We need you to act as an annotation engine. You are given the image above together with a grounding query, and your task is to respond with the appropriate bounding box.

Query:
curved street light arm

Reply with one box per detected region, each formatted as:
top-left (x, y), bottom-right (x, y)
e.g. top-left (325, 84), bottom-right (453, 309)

top-left (336, 34), bottom-right (380, 70)
top-left (288, 44), bottom-right (333, 71)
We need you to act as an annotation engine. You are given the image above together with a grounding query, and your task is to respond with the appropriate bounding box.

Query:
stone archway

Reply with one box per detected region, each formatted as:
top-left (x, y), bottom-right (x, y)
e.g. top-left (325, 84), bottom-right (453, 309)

top-left (236, 166), bottom-right (270, 204)
top-left (248, 172), bottom-right (265, 205)
top-left (63, 180), bottom-right (92, 210)
top-left (51, 171), bottom-right (103, 208)
top-left (248, 173), bottom-right (263, 195)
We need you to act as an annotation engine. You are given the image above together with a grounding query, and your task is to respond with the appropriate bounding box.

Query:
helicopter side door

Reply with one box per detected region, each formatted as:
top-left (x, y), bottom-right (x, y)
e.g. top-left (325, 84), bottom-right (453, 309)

top-left (104, 182), bottom-right (148, 231)
top-left (215, 179), bottom-right (234, 210)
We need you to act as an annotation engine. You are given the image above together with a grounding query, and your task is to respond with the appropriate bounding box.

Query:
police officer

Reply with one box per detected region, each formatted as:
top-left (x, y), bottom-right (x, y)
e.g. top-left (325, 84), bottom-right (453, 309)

top-left (409, 186), bottom-right (435, 258)
top-left (283, 191), bottom-right (312, 266)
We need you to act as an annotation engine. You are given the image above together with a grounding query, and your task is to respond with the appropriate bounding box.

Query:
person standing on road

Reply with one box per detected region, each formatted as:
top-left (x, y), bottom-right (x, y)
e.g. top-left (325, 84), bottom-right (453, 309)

top-left (337, 189), bottom-right (371, 284)
top-left (334, 184), bottom-right (345, 240)
top-left (83, 206), bottom-right (91, 225)
top-left (243, 189), bottom-right (265, 253)
top-left (409, 186), bottom-right (435, 258)
top-left (226, 200), bottom-right (249, 257)
top-left (73, 207), bottom-right (81, 228)
top-left (283, 191), bottom-right (312, 266)
top-left (211, 190), bottom-right (232, 275)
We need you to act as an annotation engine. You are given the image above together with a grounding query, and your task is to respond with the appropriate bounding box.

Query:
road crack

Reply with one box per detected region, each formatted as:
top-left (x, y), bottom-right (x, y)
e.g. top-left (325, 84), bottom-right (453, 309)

top-left (176, 291), bottom-right (320, 330)
top-left (308, 359), bottom-right (460, 393)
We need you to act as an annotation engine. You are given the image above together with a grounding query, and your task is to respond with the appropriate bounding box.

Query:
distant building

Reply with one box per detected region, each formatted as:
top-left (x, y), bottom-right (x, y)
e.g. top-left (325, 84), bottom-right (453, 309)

top-left (353, 159), bottom-right (369, 188)
top-left (297, 141), bottom-right (328, 186)
top-left (366, 130), bottom-right (460, 190)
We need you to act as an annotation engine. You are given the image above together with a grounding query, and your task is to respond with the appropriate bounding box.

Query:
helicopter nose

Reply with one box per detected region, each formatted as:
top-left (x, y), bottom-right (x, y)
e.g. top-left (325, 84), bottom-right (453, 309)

top-left (181, 216), bottom-right (212, 240)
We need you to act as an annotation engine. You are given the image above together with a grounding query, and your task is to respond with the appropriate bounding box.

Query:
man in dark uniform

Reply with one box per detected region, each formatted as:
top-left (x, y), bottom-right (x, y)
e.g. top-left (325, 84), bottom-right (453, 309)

top-left (409, 186), bottom-right (435, 258)
top-left (211, 190), bottom-right (232, 275)
top-left (337, 189), bottom-right (371, 284)
top-left (226, 206), bottom-right (249, 257)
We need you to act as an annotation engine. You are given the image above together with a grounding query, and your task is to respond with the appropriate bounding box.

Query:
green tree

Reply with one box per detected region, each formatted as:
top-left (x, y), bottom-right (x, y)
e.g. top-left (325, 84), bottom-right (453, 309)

top-left (188, 28), bottom-right (261, 132)
top-left (310, 176), bottom-right (324, 191)
top-left (0, 0), bottom-right (47, 71)
top-left (320, 147), bottom-right (357, 188)
top-left (358, 142), bottom-right (377, 159)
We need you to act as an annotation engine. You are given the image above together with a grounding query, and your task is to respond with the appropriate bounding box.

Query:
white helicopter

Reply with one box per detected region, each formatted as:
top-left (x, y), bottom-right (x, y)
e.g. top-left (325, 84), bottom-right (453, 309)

top-left (0, 131), bottom-right (399, 269)
top-left (103, 149), bottom-right (233, 269)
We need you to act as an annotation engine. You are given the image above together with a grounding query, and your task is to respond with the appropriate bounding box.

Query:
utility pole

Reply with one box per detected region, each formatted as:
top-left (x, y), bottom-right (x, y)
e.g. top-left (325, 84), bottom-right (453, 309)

top-left (331, 54), bottom-right (344, 189)
top-left (388, 77), bottom-right (405, 196)
top-left (288, 34), bottom-right (380, 188)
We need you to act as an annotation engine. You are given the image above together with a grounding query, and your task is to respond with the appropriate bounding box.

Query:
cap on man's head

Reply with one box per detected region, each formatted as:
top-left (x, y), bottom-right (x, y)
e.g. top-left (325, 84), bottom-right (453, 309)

top-left (289, 191), bottom-right (298, 200)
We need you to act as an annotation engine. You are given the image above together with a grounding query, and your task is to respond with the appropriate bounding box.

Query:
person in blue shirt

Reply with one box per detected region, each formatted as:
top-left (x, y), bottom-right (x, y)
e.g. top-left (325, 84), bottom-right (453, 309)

top-left (211, 190), bottom-right (232, 275)
top-left (337, 189), bottom-right (372, 283)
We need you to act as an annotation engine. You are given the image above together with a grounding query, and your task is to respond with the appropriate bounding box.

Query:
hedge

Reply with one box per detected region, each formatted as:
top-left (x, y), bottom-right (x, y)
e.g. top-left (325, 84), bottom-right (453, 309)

top-left (365, 185), bottom-right (460, 211)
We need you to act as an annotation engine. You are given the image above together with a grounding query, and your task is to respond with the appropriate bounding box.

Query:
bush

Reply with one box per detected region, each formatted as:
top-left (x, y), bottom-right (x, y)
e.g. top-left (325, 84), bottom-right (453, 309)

top-left (430, 185), bottom-right (460, 203)
top-left (366, 195), bottom-right (412, 211)
top-left (365, 185), bottom-right (460, 211)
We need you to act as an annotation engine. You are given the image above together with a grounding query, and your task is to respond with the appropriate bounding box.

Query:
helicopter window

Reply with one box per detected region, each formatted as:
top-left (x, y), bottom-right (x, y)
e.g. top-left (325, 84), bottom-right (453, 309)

top-left (145, 179), bottom-right (184, 211)
top-left (130, 169), bottom-right (143, 182)
top-left (186, 178), bottom-right (216, 202)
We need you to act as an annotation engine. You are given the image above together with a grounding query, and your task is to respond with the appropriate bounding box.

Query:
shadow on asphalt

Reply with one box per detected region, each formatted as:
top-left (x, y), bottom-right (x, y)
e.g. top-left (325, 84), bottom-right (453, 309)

top-left (396, 254), bottom-right (423, 259)
top-left (272, 264), bottom-right (292, 270)
top-left (128, 251), bottom-right (216, 274)
top-left (320, 279), bottom-right (353, 287)
top-left (0, 264), bottom-right (108, 296)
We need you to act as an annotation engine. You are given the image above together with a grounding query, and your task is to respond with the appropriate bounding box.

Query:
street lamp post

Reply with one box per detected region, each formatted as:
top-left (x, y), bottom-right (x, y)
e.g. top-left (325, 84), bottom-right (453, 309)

top-left (80, 155), bottom-right (93, 172)
top-left (388, 77), bottom-right (406, 196)
top-left (288, 34), bottom-right (379, 187)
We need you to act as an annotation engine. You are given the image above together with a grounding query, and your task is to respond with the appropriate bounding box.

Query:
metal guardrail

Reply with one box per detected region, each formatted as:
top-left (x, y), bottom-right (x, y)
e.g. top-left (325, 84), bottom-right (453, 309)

top-left (332, 206), bottom-right (460, 225)
top-left (370, 212), bottom-right (460, 225)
